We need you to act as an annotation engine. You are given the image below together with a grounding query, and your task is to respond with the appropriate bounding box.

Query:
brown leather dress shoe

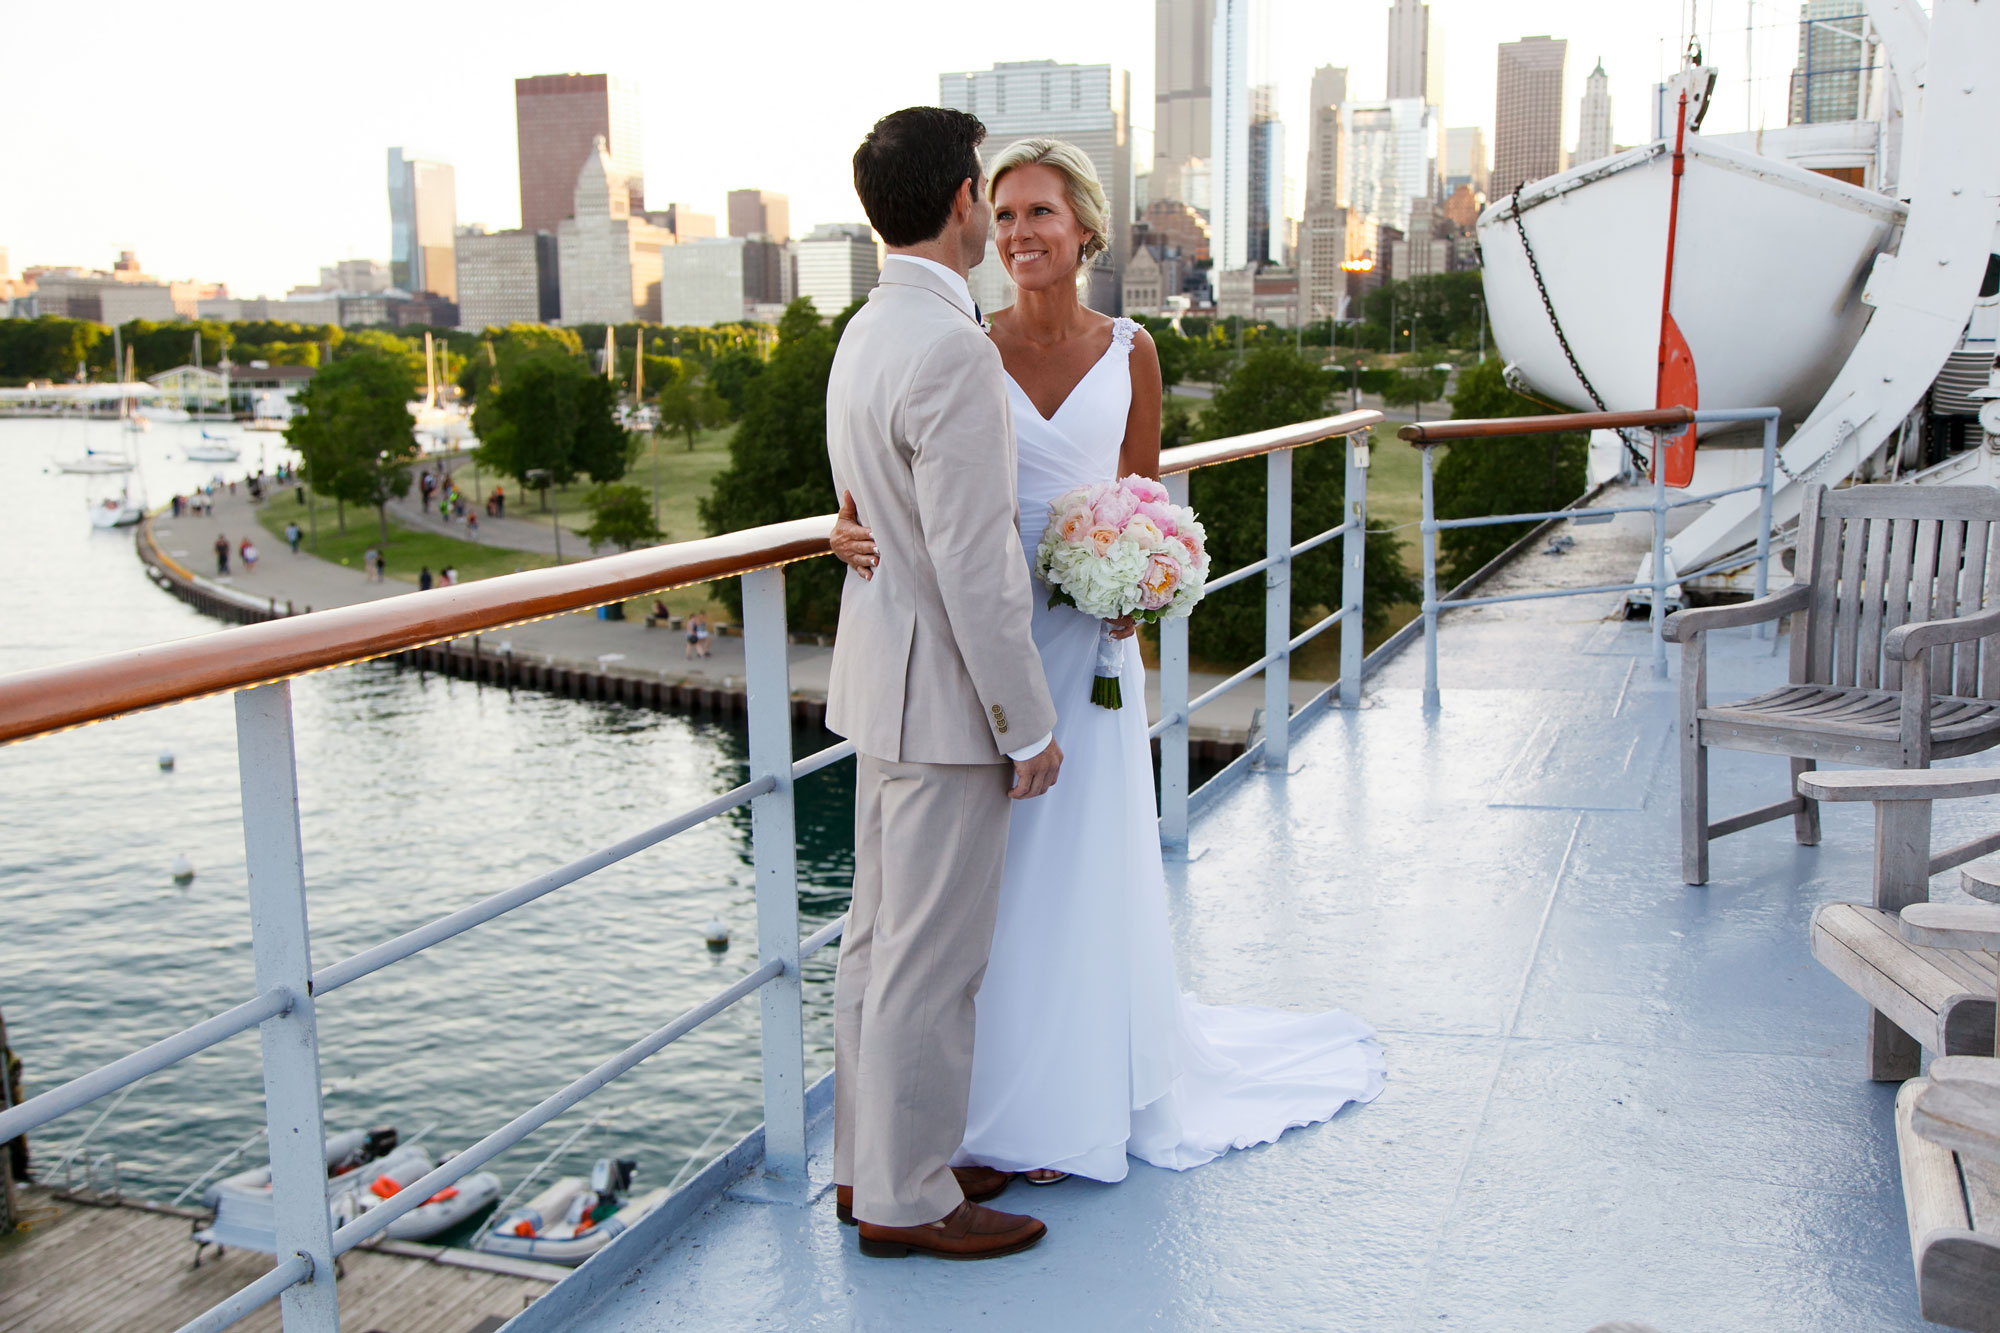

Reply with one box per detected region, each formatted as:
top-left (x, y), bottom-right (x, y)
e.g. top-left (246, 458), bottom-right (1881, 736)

top-left (836, 1166), bottom-right (1013, 1225)
top-left (856, 1200), bottom-right (1046, 1260)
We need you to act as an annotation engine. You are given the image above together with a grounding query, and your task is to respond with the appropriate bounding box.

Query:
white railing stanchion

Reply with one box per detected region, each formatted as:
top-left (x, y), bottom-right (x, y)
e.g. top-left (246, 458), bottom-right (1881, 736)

top-left (1650, 432), bottom-right (1670, 680)
top-left (233, 682), bottom-right (337, 1329)
top-left (1262, 448), bottom-right (1293, 767)
top-left (1755, 411), bottom-right (1778, 638)
top-left (1339, 431), bottom-right (1369, 708)
top-left (1419, 445), bottom-right (1441, 710)
top-left (1159, 473), bottom-right (1192, 849)
top-left (741, 567), bottom-right (807, 1191)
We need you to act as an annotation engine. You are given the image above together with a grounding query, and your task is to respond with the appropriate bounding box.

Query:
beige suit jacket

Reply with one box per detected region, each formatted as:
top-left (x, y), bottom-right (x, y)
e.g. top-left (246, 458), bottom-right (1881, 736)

top-left (824, 263), bottom-right (1056, 765)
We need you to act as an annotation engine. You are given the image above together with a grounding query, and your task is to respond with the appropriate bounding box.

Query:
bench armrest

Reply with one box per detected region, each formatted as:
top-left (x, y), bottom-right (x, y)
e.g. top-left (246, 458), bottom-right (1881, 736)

top-left (1885, 604), bottom-right (2000, 662)
top-left (1913, 1076), bottom-right (2000, 1165)
top-left (1661, 582), bottom-right (1808, 643)
top-left (1900, 901), bottom-right (2000, 951)
top-left (1797, 768), bottom-right (2000, 803)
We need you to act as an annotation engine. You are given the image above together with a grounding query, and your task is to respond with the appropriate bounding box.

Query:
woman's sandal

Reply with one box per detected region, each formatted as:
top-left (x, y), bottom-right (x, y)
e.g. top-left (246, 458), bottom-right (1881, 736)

top-left (1023, 1169), bottom-right (1070, 1186)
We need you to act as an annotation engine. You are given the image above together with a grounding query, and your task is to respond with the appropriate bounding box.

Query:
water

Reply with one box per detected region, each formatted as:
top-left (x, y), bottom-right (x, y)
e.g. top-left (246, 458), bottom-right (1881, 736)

top-left (0, 416), bottom-right (851, 1217)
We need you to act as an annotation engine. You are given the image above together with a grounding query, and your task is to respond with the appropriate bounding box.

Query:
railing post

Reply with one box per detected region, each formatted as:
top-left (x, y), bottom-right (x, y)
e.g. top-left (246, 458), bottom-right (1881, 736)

top-left (741, 567), bottom-right (806, 1188)
top-left (1651, 432), bottom-right (1670, 680)
top-left (1159, 474), bottom-right (1194, 844)
top-left (1755, 411), bottom-right (1777, 637)
top-left (1419, 444), bottom-right (1440, 710)
top-left (1160, 474), bottom-right (1192, 849)
top-left (1339, 430), bottom-right (1369, 708)
top-left (1262, 447), bottom-right (1293, 767)
top-left (233, 682), bottom-right (338, 1331)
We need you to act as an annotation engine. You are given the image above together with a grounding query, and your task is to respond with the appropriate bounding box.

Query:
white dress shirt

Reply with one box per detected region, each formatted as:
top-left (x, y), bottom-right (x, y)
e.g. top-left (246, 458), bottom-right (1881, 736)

top-left (881, 254), bottom-right (1049, 764)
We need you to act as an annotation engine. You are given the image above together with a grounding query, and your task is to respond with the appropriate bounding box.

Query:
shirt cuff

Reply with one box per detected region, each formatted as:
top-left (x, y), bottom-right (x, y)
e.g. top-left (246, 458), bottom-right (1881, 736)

top-left (1005, 733), bottom-right (1053, 763)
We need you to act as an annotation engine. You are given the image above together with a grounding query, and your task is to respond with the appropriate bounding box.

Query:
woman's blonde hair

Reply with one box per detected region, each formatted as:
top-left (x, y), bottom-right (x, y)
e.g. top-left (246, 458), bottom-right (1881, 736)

top-left (987, 137), bottom-right (1110, 269)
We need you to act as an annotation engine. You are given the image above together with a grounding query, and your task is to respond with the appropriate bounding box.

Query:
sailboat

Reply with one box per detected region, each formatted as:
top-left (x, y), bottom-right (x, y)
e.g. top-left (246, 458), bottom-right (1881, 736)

top-left (408, 330), bottom-right (470, 450)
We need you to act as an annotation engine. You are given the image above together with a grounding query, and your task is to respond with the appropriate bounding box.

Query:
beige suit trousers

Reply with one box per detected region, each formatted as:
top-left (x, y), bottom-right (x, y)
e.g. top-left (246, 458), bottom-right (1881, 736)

top-left (834, 752), bottom-right (1014, 1227)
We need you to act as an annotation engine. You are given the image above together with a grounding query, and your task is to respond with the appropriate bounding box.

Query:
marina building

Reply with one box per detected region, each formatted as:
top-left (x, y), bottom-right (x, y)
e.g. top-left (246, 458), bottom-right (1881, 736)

top-left (387, 149), bottom-right (458, 300)
top-left (1493, 35), bottom-right (1568, 198)
top-left (1576, 59), bottom-right (1614, 165)
top-left (792, 223), bottom-right (878, 322)
top-left (556, 138), bottom-right (672, 325)
top-left (516, 73), bottom-right (646, 235)
top-left (726, 190), bottom-right (790, 243)
top-left (454, 227), bottom-right (559, 331)
top-left (939, 59), bottom-right (1133, 314)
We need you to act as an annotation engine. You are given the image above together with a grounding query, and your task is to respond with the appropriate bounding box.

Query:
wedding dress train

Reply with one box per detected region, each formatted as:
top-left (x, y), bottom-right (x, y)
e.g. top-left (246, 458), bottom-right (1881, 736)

top-left (955, 317), bottom-right (1386, 1183)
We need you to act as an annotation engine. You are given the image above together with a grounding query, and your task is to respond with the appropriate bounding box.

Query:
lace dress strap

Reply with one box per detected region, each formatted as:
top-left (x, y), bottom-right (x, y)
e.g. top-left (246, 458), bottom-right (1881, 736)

top-left (1110, 317), bottom-right (1140, 351)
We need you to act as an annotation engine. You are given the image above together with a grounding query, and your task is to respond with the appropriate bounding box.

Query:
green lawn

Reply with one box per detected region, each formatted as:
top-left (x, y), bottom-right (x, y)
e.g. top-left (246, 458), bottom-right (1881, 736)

top-left (258, 490), bottom-right (557, 585)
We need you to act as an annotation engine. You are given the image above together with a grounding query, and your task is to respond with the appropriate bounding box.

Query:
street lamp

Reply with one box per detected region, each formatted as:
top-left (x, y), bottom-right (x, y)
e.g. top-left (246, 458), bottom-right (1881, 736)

top-left (526, 467), bottom-right (561, 564)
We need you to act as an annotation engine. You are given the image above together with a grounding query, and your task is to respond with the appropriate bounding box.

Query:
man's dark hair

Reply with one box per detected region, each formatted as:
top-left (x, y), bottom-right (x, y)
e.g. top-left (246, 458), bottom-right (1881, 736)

top-left (853, 106), bottom-right (986, 247)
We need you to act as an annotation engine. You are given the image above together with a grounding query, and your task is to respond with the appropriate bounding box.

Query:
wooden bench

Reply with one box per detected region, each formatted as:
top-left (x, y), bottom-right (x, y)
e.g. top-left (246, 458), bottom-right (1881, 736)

top-left (1799, 768), bottom-right (2000, 1079)
top-left (1898, 1058), bottom-right (2000, 1331)
top-left (1665, 483), bottom-right (2000, 885)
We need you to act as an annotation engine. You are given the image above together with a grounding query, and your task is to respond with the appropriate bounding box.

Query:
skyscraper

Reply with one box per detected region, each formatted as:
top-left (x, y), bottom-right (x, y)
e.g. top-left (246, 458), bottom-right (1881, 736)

top-left (726, 190), bottom-right (790, 242)
top-left (1576, 59), bottom-right (1613, 164)
top-left (1246, 87), bottom-right (1285, 268)
top-left (1304, 66), bottom-right (1348, 213)
top-left (1345, 99), bottom-right (1438, 235)
top-left (454, 227), bottom-right (558, 330)
top-left (1443, 126), bottom-right (1489, 194)
top-left (516, 74), bottom-right (645, 235)
top-left (1208, 0), bottom-right (1249, 273)
top-left (387, 149), bottom-right (458, 300)
top-left (1788, 1), bottom-right (1875, 124)
top-left (939, 60), bottom-right (1133, 312)
top-left (794, 223), bottom-right (879, 320)
top-left (554, 136), bottom-right (672, 325)
top-left (1386, 0), bottom-right (1444, 105)
top-left (1153, 0), bottom-right (1217, 203)
top-left (1493, 36), bottom-right (1568, 198)
top-left (1300, 66), bottom-right (1350, 325)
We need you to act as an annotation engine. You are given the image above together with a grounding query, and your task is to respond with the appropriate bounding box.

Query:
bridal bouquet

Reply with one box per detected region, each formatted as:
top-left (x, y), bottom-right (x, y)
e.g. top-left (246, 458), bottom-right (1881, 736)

top-left (1034, 475), bottom-right (1210, 709)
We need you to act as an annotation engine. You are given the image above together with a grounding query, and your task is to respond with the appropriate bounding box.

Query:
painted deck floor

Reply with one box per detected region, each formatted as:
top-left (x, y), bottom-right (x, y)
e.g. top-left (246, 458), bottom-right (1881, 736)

top-left (516, 505), bottom-right (1990, 1333)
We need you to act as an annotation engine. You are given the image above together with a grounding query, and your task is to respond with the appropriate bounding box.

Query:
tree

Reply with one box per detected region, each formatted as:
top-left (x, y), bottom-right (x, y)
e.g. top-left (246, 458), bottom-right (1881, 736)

top-left (1431, 358), bottom-right (1589, 583)
top-left (455, 324), bottom-right (584, 405)
top-left (1380, 368), bottom-right (1449, 414)
top-left (0, 317), bottom-right (104, 384)
top-left (473, 352), bottom-right (632, 507)
top-left (285, 349), bottom-right (421, 545)
top-left (580, 483), bottom-right (665, 550)
top-left (1183, 347), bottom-right (1418, 661)
top-left (657, 377), bottom-right (726, 451)
top-left (699, 298), bottom-right (854, 631)
top-left (705, 347), bottom-right (764, 418)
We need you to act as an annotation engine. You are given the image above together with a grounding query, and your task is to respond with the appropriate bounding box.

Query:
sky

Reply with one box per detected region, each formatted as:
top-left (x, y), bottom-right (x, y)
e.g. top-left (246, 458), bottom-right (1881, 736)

top-left (2, 0), bottom-right (1822, 299)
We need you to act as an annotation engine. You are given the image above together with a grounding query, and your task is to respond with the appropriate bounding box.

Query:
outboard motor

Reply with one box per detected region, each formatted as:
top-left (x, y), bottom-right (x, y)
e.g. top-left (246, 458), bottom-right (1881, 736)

top-left (590, 1157), bottom-right (637, 1196)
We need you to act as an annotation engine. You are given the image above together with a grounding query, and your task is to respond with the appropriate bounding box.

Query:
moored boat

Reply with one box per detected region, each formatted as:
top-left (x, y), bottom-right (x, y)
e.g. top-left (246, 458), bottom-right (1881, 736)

top-left (473, 1158), bottom-right (665, 1266)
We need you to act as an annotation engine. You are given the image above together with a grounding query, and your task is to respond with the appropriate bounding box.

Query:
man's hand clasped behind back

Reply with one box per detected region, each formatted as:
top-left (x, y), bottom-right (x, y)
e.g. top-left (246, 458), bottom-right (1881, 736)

top-left (1010, 741), bottom-right (1063, 800)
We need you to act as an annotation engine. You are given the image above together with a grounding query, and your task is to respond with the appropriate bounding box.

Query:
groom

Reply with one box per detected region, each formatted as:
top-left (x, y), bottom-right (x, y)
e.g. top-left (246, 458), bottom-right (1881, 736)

top-left (825, 105), bottom-right (1062, 1260)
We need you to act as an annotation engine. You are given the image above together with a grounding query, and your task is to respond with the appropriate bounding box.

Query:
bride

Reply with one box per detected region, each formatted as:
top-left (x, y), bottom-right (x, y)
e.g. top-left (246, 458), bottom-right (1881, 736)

top-left (831, 137), bottom-right (1385, 1186)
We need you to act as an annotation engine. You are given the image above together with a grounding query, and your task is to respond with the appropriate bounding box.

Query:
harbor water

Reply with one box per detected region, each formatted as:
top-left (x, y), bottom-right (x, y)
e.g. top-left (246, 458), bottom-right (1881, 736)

top-left (0, 416), bottom-right (851, 1216)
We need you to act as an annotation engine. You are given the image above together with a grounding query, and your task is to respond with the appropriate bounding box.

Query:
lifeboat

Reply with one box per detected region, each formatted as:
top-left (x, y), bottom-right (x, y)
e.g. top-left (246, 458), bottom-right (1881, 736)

top-left (473, 1157), bottom-right (669, 1266)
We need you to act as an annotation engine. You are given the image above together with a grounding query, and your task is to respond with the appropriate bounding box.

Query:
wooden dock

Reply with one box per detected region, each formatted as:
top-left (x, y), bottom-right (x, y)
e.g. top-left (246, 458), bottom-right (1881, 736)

top-left (0, 1187), bottom-right (559, 1332)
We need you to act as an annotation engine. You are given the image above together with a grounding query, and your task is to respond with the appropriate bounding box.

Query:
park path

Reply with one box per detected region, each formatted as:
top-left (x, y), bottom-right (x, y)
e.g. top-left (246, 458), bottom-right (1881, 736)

top-left (148, 479), bottom-right (1332, 742)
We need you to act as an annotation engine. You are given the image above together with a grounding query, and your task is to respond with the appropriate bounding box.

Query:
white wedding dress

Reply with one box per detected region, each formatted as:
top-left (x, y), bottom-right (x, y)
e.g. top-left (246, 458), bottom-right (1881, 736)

top-left (955, 317), bottom-right (1386, 1182)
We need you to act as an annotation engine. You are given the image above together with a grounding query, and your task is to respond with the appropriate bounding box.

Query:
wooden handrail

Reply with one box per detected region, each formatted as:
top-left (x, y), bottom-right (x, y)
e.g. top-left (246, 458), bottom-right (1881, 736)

top-left (1159, 410), bottom-right (1382, 474)
top-left (1398, 406), bottom-right (1694, 444)
top-left (1, 413), bottom-right (1383, 746)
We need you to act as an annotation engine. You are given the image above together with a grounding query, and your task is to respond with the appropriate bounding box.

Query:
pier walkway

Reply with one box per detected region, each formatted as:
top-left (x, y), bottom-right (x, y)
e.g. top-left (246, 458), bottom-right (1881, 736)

top-left (519, 498), bottom-right (1956, 1332)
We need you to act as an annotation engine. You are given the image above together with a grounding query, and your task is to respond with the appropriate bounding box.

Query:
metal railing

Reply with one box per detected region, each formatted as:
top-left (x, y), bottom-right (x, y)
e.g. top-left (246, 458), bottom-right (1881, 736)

top-left (0, 409), bottom-right (1380, 1333)
top-left (1404, 406), bottom-right (1782, 708)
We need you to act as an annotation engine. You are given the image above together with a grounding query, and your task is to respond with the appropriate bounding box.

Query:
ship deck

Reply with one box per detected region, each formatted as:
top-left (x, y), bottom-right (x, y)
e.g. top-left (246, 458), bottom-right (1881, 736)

top-left (502, 494), bottom-right (1983, 1332)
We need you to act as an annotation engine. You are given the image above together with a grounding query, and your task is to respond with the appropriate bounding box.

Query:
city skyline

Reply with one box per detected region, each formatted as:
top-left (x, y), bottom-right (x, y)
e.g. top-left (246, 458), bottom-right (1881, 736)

top-left (6, 0), bottom-right (1803, 299)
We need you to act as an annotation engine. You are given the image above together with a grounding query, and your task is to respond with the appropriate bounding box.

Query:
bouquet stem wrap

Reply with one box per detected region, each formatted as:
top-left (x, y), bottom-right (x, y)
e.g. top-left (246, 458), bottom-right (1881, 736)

top-left (1092, 622), bottom-right (1125, 710)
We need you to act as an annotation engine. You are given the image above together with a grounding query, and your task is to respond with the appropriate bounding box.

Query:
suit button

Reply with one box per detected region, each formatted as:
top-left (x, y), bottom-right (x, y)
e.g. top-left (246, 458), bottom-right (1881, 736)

top-left (990, 704), bottom-right (1008, 733)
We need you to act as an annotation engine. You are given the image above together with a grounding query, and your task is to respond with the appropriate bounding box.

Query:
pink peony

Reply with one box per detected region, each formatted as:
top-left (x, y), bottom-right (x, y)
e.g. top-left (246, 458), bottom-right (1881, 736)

top-left (1138, 551), bottom-right (1183, 610)
top-left (1126, 476), bottom-right (1169, 504)
top-left (1092, 489), bottom-right (1137, 527)
top-left (1176, 531), bottom-right (1205, 568)
top-left (1125, 515), bottom-right (1167, 549)
top-left (1137, 500), bottom-right (1178, 536)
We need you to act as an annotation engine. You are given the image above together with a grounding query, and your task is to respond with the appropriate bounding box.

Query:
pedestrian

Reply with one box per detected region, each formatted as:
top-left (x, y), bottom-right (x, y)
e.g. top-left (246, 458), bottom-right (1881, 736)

top-left (439, 493), bottom-right (451, 522)
top-left (493, 485), bottom-right (505, 519)
top-left (685, 610), bottom-right (710, 660)
top-left (375, 549), bottom-right (387, 582)
top-left (285, 521), bottom-right (301, 554)
top-left (419, 566), bottom-right (434, 591)
top-left (441, 566), bottom-right (458, 586)
top-left (170, 494), bottom-right (183, 518)
top-left (240, 538), bottom-right (258, 574)
top-left (466, 510), bottom-right (479, 538)
top-left (215, 534), bottom-right (230, 575)
top-left (363, 546), bottom-right (379, 582)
